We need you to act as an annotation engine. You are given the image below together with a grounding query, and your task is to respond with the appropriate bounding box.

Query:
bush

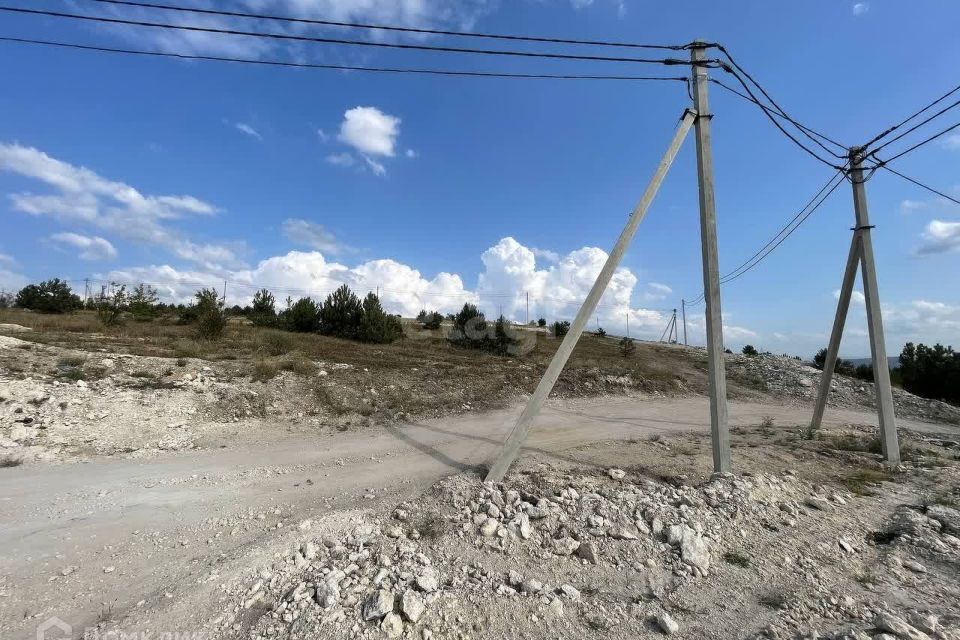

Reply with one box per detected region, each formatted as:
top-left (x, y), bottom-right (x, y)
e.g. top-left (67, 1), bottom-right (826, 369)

top-left (420, 310), bottom-right (443, 330)
top-left (0, 291), bottom-right (13, 309)
top-left (15, 279), bottom-right (82, 313)
top-left (453, 303), bottom-right (487, 340)
top-left (193, 288), bottom-right (226, 340)
top-left (250, 288), bottom-right (277, 327)
top-left (742, 345), bottom-right (758, 356)
top-left (284, 297), bottom-right (321, 333)
top-left (259, 330), bottom-right (293, 356)
top-left (319, 285), bottom-right (363, 339)
top-left (491, 315), bottom-right (520, 356)
top-left (537, 318), bottom-right (547, 328)
top-left (128, 284), bottom-right (160, 321)
top-left (552, 320), bottom-right (570, 338)
top-left (596, 327), bottom-right (607, 338)
top-left (358, 293), bottom-right (403, 344)
top-left (96, 284), bottom-right (128, 327)
top-left (619, 336), bottom-right (636, 357)
top-left (855, 363), bottom-right (874, 382)
top-left (813, 348), bottom-right (856, 377)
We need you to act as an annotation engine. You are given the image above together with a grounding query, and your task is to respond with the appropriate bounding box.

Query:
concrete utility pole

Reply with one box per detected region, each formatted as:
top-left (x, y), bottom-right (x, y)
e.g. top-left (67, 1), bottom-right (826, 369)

top-left (681, 299), bottom-right (688, 345)
top-left (484, 109), bottom-right (697, 483)
top-left (626, 312), bottom-right (630, 338)
top-left (810, 149), bottom-right (900, 464)
top-left (691, 42), bottom-right (731, 474)
top-left (526, 291), bottom-right (529, 325)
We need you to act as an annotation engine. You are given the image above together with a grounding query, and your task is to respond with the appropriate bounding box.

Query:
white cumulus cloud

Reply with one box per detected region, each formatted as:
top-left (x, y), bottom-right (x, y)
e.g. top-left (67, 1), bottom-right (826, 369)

top-left (281, 219), bottom-right (352, 255)
top-left (918, 220), bottom-right (960, 254)
top-left (0, 143), bottom-right (241, 271)
top-left (852, 2), bottom-right (869, 16)
top-left (50, 232), bottom-right (118, 261)
top-left (338, 106), bottom-right (400, 158)
top-left (234, 122), bottom-right (263, 141)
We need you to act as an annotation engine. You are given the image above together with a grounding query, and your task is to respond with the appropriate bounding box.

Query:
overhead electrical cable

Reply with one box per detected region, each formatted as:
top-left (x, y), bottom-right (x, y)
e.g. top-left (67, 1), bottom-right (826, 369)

top-left (865, 96), bottom-right (960, 157)
top-left (879, 165), bottom-right (960, 207)
top-left (81, 0), bottom-right (690, 51)
top-left (685, 170), bottom-right (847, 305)
top-left (871, 119), bottom-right (960, 166)
top-left (0, 36), bottom-right (693, 82)
top-left (714, 44), bottom-right (847, 159)
top-left (0, 6), bottom-right (696, 66)
top-left (861, 81), bottom-right (960, 151)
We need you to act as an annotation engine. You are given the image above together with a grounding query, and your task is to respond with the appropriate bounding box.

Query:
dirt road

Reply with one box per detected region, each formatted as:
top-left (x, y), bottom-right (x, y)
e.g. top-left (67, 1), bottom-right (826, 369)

top-left (2, 395), bottom-right (956, 639)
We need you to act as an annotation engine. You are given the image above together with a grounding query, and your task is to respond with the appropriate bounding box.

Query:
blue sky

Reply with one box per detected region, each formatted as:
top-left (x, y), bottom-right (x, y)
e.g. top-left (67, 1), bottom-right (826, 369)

top-left (1, 0), bottom-right (959, 358)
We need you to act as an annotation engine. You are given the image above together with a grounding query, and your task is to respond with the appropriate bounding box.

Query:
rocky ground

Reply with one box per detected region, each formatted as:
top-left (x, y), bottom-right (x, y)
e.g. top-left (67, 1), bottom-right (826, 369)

top-left (95, 423), bottom-right (960, 640)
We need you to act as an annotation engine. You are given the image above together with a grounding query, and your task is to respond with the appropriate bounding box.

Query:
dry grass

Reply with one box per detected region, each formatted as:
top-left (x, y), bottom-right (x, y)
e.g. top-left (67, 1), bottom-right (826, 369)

top-left (842, 467), bottom-right (893, 496)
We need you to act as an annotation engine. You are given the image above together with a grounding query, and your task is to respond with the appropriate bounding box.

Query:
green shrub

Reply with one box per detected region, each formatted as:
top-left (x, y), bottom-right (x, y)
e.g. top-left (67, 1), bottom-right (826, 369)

top-left (319, 285), bottom-right (362, 339)
top-left (128, 284), bottom-right (160, 321)
top-left (742, 345), bottom-right (758, 356)
top-left (420, 310), bottom-right (443, 330)
top-left (537, 318), bottom-right (547, 328)
top-left (619, 336), bottom-right (636, 357)
top-left (15, 279), bottom-right (82, 314)
top-left (283, 297), bottom-right (321, 333)
top-left (596, 327), bottom-right (606, 338)
top-left (453, 303), bottom-right (487, 340)
top-left (193, 288), bottom-right (226, 340)
top-left (813, 348), bottom-right (857, 377)
top-left (358, 293), bottom-right (403, 344)
top-left (96, 284), bottom-right (128, 327)
top-left (259, 330), bottom-right (293, 356)
top-left (552, 320), bottom-right (570, 338)
top-left (250, 288), bottom-right (277, 327)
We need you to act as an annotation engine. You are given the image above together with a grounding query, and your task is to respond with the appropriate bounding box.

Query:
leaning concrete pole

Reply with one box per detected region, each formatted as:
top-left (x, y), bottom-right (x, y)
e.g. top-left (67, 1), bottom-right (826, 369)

top-left (810, 231), bottom-right (862, 432)
top-left (484, 109), bottom-right (697, 483)
top-left (849, 149), bottom-right (900, 464)
top-left (690, 42), bottom-right (731, 474)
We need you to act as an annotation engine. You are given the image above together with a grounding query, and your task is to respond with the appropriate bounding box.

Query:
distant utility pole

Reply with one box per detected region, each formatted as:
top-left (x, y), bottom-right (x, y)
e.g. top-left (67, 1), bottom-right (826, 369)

top-left (625, 312), bottom-right (630, 338)
top-left (691, 41), bottom-right (731, 474)
top-left (810, 147), bottom-right (900, 464)
top-left (222, 280), bottom-right (227, 304)
top-left (526, 291), bottom-right (529, 325)
top-left (681, 299), bottom-right (688, 345)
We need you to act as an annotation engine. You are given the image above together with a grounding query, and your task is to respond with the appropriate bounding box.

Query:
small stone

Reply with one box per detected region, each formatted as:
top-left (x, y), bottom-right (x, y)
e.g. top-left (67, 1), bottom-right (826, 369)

top-left (903, 559), bottom-right (927, 573)
top-left (416, 569), bottom-right (439, 593)
top-left (301, 541), bottom-right (318, 560)
top-left (385, 525), bottom-right (404, 539)
top-left (380, 613), bottom-right (404, 639)
top-left (480, 518), bottom-right (499, 537)
top-left (552, 537), bottom-right (580, 556)
top-left (362, 589), bottom-right (394, 621)
top-left (315, 581), bottom-right (340, 609)
top-left (873, 612), bottom-right (931, 640)
top-left (655, 612), bottom-right (679, 635)
top-left (518, 514), bottom-right (532, 540)
top-left (608, 525), bottom-right (639, 541)
top-left (559, 584), bottom-right (580, 600)
top-left (103, 566), bottom-right (115, 574)
top-left (608, 468), bottom-right (626, 480)
top-left (520, 578), bottom-right (543, 595)
top-left (804, 496), bottom-right (834, 512)
top-left (576, 542), bottom-right (599, 564)
top-left (400, 590), bottom-right (426, 623)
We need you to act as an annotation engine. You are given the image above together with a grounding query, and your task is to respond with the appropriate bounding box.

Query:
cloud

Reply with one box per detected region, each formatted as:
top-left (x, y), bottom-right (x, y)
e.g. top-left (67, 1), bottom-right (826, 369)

top-left (405, 149), bottom-right (418, 159)
top-left (50, 232), bottom-right (118, 261)
top-left (941, 134), bottom-right (960, 150)
top-left (0, 143), bottom-right (242, 271)
top-left (234, 122), bottom-right (263, 141)
top-left (0, 253), bottom-right (15, 265)
top-left (281, 219), bottom-right (353, 255)
top-left (338, 106), bottom-right (400, 158)
top-left (883, 299), bottom-right (960, 344)
top-left (852, 2), bottom-right (869, 16)
top-left (0, 267), bottom-right (28, 293)
top-left (325, 152), bottom-right (357, 168)
top-left (95, 1), bottom-right (497, 59)
top-left (362, 156), bottom-right (387, 177)
top-left (316, 129), bottom-right (330, 143)
top-left (918, 219), bottom-right (960, 254)
top-left (833, 289), bottom-right (866, 305)
top-left (95, 236), bottom-right (687, 340)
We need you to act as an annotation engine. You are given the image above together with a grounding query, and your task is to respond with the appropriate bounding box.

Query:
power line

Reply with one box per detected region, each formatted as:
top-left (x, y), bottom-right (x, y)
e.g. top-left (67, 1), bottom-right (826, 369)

top-left (872, 118), bottom-right (960, 166)
top-left (861, 81), bottom-right (960, 151)
top-left (686, 170), bottom-right (847, 305)
top-left (713, 44), bottom-right (847, 161)
top-left (0, 6), bottom-right (694, 66)
top-left (879, 165), bottom-right (960, 207)
top-left (0, 36), bottom-right (692, 83)
top-left (709, 78), bottom-right (847, 152)
top-left (865, 95), bottom-right (960, 157)
top-left (81, 0), bottom-right (689, 51)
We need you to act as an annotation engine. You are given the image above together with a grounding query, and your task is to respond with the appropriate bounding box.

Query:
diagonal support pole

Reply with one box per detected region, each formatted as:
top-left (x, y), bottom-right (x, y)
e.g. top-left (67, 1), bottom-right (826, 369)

top-left (484, 109), bottom-right (697, 483)
top-left (810, 231), bottom-right (862, 432)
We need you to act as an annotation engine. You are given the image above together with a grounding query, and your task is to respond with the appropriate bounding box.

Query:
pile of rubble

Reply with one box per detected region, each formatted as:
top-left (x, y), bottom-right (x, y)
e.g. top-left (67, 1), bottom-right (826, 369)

top-left (729, 352), bottom-right (960, 425)
top-left (224, 461), bottom-right (959, 639)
